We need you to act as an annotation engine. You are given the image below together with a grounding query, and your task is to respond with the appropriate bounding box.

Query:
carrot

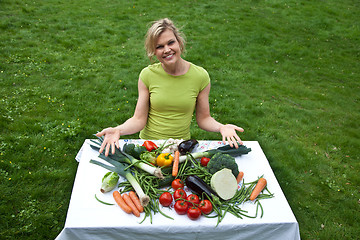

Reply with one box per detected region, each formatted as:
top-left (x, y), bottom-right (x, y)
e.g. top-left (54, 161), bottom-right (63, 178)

top-left (236, 171), bottom-right (244, 184)
top-left (122, 193), bottom-right (140, 217)
top-left (113, 191), bottom-right (132, 214)
top-left (129, 191), bottom-right (144, 213)
top-left (249, 178), bottom-right (267, 201)
top-left (172, 150), bottom-right (180, 177)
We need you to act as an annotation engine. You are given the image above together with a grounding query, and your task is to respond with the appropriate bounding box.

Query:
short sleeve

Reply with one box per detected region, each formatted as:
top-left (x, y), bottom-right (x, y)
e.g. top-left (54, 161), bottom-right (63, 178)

top-left (200, 67), bottom-right (210, 91)
top-left (139, 67), bottom-right (150, 88)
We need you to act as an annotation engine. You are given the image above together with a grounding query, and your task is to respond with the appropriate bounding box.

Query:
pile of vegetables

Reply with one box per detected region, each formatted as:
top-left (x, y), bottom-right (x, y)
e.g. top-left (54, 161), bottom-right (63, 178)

top-left (90, 137), bottom-right (274, 225)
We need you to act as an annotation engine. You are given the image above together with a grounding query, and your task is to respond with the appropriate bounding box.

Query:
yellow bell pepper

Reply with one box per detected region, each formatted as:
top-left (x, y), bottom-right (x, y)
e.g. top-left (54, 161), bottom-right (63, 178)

top-left (156, 153), bottom-right (174, 167)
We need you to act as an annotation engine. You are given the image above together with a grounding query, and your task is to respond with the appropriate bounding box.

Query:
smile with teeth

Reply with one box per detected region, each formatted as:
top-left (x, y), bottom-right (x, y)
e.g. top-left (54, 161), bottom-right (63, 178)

top-left (164, 53), bottom-right (174, 59)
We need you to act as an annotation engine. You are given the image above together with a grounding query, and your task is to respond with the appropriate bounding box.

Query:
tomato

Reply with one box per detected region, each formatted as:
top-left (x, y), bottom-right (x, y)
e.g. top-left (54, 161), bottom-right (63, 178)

top-left (171, 179), bottom-right (184, 190)
top-left (159, 192), bottom-right (173, 207)
top-left (200, 157), bottom-right (210, 167)
top-left (173, 189), bottom-right (187, 201)
top-left (187, 206), bottom-right (202, 220)
top-left (142, 140), bottom-right (158, 152)
top-left (174, 200), bottom-right (188, 215)
top-left (199, 199), bottom-right (213, 215)
top-left (186, 194), bottom-right (200, 206)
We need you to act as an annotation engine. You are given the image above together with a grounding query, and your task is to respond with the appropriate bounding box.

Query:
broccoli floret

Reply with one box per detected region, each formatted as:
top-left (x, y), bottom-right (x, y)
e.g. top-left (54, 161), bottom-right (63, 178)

top-left (207, 152), bottom-right (239, 177)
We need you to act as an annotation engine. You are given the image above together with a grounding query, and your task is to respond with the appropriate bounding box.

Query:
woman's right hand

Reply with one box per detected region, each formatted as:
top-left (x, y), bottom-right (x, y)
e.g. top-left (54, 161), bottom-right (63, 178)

top-left (95, 127), bottom-right (121, 156)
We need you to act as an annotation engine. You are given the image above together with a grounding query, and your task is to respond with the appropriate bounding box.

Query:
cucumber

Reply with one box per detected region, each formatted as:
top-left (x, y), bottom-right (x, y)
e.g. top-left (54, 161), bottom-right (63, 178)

top-left (158, 175), bottom-right (175, 188)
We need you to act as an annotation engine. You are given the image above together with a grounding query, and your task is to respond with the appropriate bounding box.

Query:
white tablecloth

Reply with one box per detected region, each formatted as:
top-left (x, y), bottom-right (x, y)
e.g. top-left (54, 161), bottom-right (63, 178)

top-left (56, 140), bottom-right (300, 240)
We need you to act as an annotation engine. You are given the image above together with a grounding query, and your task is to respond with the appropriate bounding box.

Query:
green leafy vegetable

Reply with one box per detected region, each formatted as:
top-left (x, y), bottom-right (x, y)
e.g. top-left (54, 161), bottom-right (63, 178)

top-left (140, 151), bottom-right (157, 165)
top-left (90, 157), bottom-right (150, 207)
top-left (123, 143), bottom-right (147, 159)
top-left (100, 172), bottom-right (119, 193)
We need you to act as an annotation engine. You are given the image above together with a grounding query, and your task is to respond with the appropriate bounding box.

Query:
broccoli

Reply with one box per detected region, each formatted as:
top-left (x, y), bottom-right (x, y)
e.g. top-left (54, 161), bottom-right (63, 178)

top-left (207, 152), bottom-right (239, 177)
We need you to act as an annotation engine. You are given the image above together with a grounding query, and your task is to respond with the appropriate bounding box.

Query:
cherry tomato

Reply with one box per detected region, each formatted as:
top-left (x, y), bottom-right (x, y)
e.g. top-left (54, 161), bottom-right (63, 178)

top-left (187, 206), bottom-right (202, 220)
top-left (159, 192), bottom-right (173, 207)
top-left (186, 194), bottom-right (200, 206)
top-left (174, 200), bottom-right (188, 215)
top-left (200, 157), bottom-right (210, 167)
top-left (171, 179), bottom-right (184, 190)
top-left (173, 189), bottom-right (187, 201)
top-left (142, 140), bottom-right (158, 152)
top-left (199, 199), bottom-right (213, 215)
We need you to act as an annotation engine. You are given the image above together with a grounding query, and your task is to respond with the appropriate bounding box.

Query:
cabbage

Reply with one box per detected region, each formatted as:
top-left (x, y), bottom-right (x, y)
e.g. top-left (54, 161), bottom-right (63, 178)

top-left (100, 172), bottom-right (119, 193)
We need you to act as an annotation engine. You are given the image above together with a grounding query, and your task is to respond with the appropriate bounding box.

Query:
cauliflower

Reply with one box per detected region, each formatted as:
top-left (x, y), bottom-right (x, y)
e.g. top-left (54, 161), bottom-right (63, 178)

top-left (162, 138), bottom-right (183, 155)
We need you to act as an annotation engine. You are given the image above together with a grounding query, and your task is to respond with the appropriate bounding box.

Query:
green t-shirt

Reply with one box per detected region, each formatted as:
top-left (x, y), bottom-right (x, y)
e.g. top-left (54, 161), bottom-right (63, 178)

top-left (139, 62), bottom-right (210, 140)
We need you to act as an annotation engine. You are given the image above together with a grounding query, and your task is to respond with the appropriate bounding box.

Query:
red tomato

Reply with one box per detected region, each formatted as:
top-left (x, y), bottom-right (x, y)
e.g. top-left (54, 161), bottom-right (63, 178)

top-left (174, 200), bottom-right (188, 215)
top-left (171, 179), bottom-right (184, 190)
top-left (159, 192), bottom-right (173, 207)
top-left (142, 141), bottom-right (158, 152)
top-left (173, 189), bottom-right (187, 201)
top-left (199, 200), bottom-right (213, 215)
top-left (187, 206), bottom-right (202, 220)
top-left (186, 194), bottom-right (200, 206)
top-left (200, 157), bottom-right (210, 167)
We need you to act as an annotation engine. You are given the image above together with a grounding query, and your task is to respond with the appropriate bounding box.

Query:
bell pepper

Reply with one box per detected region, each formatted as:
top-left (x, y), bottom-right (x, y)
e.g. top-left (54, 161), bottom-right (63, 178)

top-left (142, 140), bottom-right (158, 152)
top-left (156, 153), bottom-right (174, 167)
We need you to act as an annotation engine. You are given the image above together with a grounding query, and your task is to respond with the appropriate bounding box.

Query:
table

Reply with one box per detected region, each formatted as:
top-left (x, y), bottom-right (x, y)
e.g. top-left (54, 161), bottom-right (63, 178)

top-left (56, 140), bottom-right (300, 240)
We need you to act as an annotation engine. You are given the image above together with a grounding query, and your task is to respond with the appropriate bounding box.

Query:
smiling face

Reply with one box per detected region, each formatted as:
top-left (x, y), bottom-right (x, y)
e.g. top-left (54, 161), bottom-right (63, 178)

top-left (154, 29), bottom-right (182, 66)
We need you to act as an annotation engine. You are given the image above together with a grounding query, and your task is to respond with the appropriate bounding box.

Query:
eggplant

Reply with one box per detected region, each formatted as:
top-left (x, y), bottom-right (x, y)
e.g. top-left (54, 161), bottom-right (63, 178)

top-left (178, 139), bottom-right (198, 155)
top-left (185, 175), bottom-right (218, 200)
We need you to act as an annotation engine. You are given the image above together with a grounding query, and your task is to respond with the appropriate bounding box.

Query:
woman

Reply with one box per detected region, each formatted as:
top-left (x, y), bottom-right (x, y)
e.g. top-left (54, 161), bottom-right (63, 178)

top-left (97, 18), bottom-right (244, 156)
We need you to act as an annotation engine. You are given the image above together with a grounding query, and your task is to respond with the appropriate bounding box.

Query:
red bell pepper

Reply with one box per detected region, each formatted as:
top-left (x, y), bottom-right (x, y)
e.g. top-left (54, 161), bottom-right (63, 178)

top-left (142, 140), bottom-right (158, 152)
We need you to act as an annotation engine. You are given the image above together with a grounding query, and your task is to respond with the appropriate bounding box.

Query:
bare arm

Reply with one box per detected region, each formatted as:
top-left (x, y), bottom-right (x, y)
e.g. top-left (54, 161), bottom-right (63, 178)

top-left (96, 78), bottom-right (149, 156)
top-left (195, 83), bottom-right (244, 148)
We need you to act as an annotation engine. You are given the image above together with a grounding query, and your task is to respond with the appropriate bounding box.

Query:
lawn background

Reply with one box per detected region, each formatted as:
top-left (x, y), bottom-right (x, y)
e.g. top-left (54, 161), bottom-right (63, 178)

top-left (1, 0), bottom-right (359, 239)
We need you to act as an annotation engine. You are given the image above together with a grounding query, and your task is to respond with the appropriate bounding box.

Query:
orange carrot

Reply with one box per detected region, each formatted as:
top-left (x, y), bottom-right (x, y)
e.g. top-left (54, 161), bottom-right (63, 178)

top-left (249, 178), bottom-right (267, 201)
top-left (236, 171), bottom-right (244, 184)
top-left (122, 193), bottom-right (140, 217)
top-left (113, 191), bottom-right (132, 214)
top-left (129, 191), bottom-right (144, 213)
top-left (172, 150), bottom-right (180, 177)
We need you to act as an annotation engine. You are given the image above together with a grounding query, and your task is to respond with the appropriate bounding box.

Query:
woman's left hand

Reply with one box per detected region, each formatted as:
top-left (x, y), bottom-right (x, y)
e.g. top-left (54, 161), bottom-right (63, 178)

top-left (220, 124), bottom-right (244, 148)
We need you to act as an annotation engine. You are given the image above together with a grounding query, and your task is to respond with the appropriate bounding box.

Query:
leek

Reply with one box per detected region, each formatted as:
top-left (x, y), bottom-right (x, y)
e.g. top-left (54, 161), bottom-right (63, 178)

top-left (179, 144), bottom-right (251, 163)
top-left (90, 136), bottom-right (164, 179)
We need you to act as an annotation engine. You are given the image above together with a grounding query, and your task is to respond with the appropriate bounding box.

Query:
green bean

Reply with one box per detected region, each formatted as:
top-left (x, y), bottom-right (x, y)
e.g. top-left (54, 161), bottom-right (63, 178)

top-left (227, 205), bottom-right (243, 219)
top-left (117, 155), bottom-right (274, 225)
top-left (155, 201), bottom-right (174, 220)
top-left (219, 205), bottom-right (231, 223)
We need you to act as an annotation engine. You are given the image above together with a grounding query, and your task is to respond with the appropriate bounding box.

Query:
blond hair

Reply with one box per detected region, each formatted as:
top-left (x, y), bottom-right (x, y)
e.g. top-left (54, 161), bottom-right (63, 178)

top-left (145, 18), bottom-right (186, 61)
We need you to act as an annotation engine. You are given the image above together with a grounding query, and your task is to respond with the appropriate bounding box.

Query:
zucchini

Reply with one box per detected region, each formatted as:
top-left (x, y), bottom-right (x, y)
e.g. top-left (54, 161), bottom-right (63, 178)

top-left (158, 175), bottom-right (175, 188)
top-left (185, 175), bottom-right (218, 200)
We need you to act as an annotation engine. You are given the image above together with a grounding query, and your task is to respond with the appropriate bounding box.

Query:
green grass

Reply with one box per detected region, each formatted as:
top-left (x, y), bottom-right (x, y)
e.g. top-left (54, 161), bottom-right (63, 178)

top-left (1, 0), bottom-right (359, 239)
